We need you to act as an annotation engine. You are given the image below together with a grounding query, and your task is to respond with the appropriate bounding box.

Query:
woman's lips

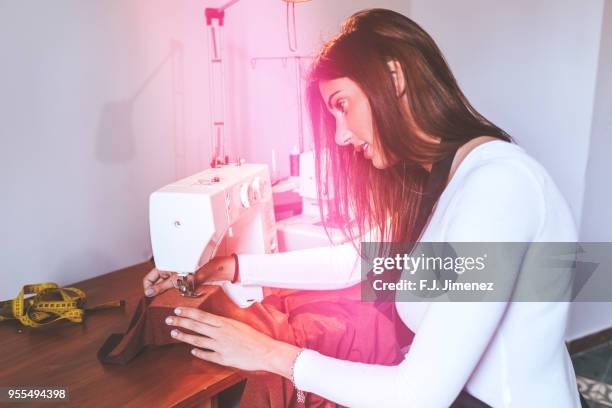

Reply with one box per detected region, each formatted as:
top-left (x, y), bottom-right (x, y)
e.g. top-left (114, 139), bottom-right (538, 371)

top-left (363, 142), bottom-right (373, 159)
top-left (354, 142), bottom-right (373, 160)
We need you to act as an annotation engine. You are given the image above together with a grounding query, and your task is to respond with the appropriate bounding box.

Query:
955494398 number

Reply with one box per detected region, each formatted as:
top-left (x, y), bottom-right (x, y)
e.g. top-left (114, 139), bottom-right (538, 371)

top-left (1, 387), bottom-right (69, 402)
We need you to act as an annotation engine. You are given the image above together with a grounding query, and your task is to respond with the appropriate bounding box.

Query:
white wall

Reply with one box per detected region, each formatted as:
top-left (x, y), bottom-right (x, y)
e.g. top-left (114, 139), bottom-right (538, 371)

top-left (0, 0), bottom-right (213, 298)
top-left (409, 0), bottom-right (603, 224)
top-left (567, 0), bottom-right (612, 340)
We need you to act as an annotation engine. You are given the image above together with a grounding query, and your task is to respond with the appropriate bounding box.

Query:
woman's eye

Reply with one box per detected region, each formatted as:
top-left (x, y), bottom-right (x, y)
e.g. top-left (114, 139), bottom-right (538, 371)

top-left (335, 99), bottom-right (348, 114)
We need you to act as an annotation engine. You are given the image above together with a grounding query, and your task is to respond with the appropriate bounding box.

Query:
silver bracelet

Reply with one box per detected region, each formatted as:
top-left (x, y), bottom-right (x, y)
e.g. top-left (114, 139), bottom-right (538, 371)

top-left (291, 348), bottom-right (306, 404)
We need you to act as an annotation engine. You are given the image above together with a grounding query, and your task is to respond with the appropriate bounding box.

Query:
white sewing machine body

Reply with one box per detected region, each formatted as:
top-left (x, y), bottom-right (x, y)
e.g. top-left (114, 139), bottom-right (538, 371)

top-left (149, 163), bottom-right (277, 307)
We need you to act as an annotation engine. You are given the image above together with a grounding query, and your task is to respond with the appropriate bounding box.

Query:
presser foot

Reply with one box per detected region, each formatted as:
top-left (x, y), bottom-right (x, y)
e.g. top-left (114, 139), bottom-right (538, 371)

top-left (175, 274), bottom-right (203, 298)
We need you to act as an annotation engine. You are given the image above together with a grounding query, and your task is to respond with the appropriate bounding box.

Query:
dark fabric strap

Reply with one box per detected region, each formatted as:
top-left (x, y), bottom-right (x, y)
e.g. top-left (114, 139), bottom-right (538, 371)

top-left (451, 390), bottom-right (493, 408)
top-left (369, 149), bottom-right (460, 301)
top-left (413, 150), bottom-right (458, 239)
top-left (97, 296), bottom-right (152, 365)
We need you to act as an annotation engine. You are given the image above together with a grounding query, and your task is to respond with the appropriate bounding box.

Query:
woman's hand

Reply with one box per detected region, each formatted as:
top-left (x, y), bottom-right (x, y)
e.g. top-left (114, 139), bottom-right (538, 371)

top-left (143, 268), bottom-right (177, 297)
top-left (165, 307), bottom-right (301, 377)
top-left (194, 256), bottom-right (236, 284)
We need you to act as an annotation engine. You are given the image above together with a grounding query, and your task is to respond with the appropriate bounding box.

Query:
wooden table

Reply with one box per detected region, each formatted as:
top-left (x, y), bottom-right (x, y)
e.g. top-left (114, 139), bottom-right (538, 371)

top-left (0, 261), bottom-right (244, 408)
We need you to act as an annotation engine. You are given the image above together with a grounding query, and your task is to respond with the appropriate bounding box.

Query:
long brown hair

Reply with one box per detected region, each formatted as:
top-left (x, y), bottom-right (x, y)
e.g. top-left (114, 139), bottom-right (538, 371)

top-left (307, 8), bottom-right (512, 246)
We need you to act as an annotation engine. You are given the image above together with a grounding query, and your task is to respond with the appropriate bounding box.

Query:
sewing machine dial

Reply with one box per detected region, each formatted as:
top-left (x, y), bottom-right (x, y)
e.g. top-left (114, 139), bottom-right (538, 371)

top-left (240, 176), bottom-right (269, 208)
top-left (251, 176), bottom-right (262, 201)
top-left (240, 182), bottom-right (253, 208)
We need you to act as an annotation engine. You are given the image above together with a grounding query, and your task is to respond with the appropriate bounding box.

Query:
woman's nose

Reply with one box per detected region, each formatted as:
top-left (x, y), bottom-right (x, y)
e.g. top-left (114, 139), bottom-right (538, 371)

top-left (335, 125), bottom-right (353, 146)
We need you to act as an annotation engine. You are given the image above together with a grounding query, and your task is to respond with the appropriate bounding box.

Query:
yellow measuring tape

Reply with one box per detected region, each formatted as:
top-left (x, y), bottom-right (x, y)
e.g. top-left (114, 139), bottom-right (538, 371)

top-left (0, 283), bottom-right (124, 328)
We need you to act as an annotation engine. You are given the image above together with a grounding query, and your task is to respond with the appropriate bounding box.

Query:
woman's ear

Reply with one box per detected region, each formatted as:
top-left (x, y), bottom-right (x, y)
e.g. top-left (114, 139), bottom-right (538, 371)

top-left (387, 60), bottom-right (406, 96)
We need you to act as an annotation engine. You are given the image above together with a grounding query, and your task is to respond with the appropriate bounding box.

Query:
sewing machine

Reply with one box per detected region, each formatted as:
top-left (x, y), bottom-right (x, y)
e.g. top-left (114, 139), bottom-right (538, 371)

top-left (149, 163), bottom-right (278, 307)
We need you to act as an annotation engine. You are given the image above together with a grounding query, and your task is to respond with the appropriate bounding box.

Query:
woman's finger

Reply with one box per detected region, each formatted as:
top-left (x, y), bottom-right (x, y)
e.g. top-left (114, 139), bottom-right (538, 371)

top-left (170, 329), bottom-right (217, 350)
top-left (174, 307), bottom-right (224, 327)
top-left (145, 277), bottom-right (175, 297)
top-left (142, 268), bottom-right (176, 297)
top-left (143, 269), bottom-right (161, 290)
top-left (166, 316), bottom-right (217, 338)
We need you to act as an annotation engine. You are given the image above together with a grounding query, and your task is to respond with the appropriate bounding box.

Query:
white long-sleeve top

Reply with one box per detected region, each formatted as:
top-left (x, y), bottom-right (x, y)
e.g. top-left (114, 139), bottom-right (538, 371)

top-left (238, 140), bottom-right (581, 407)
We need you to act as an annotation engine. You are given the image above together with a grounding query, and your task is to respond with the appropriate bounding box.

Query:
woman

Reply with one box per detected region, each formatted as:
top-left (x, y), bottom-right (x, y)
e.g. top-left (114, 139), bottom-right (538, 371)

top-left (144, 9), bottom-right (581, 407)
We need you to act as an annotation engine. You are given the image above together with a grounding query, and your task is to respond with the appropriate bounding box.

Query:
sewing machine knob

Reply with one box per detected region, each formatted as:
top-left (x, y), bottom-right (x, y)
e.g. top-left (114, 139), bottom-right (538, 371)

top-left (251, 176), bottom-right (262, 201)
top-left (240, 182), bottom-right (251, 208)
